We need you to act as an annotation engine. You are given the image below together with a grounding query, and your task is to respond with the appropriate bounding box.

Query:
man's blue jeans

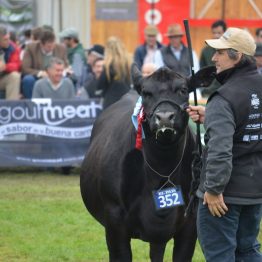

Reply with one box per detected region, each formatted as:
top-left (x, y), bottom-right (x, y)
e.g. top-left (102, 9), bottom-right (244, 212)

top-left (22, 75), bottom-right (38, 99)
top-left (197, 199), bottom-right (262, 262)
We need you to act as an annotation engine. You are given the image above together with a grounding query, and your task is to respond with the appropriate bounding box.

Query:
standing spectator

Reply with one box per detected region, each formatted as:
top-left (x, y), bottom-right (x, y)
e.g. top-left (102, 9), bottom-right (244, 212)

top-left (21, 29), bottom-right (68, 98)
top-left (200, 20), bottom-right (227, 68)
top-left (32, 57), bottom-right (75, 99)
top-left (84, 57), bottom-right (104, 98)
top-left (97, 36), bottom-right (131, 109)
top-left (187, 27), bottom-right (262, 262)
top-left (0, 26), bottom-right (21, 100)
top-left (154, 23), bottom-right (199, 77)
top-left (59, 27), bottom-right (87, 90)
top-left (199, 20), bottom-right (227, 97)
top-left (84, 44), bottom-right (104, 88)
top-left (133, 24), bottom-right (162, 70)
top-left (254, 43), bottom-right (262, 74)
top-left (255, 27), bottom-right (262, 43)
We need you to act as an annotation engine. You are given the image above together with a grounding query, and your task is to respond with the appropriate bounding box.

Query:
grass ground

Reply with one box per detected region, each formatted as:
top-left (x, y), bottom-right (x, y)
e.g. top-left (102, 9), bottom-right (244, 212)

top-left (0, 169), bottom-right (260, 261)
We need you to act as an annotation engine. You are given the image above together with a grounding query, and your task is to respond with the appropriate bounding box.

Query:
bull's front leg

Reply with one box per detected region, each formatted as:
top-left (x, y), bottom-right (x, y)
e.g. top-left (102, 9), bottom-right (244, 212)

top-left (105, 206), bottom-right (132, 262)
top-left (172, 215), bottom-right (197, 262)
top-left (149, 242), bottom-right (167, 262)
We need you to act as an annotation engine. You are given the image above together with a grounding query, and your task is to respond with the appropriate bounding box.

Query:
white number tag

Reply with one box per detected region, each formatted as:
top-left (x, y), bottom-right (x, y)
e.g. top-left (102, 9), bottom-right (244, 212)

top-left (152, 186), bottom-right (184, 210)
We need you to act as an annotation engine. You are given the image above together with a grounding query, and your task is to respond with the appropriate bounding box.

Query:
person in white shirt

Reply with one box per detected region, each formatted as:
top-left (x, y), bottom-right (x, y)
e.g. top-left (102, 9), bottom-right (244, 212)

top-left (134, 25), bottom-right (163, 70)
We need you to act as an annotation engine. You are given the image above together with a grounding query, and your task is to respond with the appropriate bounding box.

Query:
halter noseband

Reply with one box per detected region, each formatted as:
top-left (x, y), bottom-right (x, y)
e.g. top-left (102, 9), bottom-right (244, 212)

top-left (145, 99), bottom-right (189, 121)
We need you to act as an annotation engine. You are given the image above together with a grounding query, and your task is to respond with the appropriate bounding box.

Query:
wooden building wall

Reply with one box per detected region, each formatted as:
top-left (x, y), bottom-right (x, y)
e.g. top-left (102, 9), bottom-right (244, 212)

top-left (190, 0), bottom-right (262, 57)
top-left (90, 1), bottom-right (138, 54)
top-left (90, 0), bottom-right (262, 57)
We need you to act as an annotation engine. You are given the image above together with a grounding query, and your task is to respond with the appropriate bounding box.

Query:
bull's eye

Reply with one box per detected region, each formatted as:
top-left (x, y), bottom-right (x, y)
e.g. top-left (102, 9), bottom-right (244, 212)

top-left (179, 88), bottom-right (188, 95)
top-left (142, 90), bottom-right (153, 98)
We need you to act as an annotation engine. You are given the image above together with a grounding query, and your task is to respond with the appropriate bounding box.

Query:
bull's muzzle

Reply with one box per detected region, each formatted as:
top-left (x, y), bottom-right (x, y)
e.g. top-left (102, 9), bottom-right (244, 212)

top-left (154, 111), bottom-right (177, 140)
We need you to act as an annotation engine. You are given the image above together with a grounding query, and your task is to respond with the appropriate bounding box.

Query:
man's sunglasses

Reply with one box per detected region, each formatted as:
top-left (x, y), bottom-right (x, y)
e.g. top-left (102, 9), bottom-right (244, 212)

top-left (168, 35), bottom-right (183, 39)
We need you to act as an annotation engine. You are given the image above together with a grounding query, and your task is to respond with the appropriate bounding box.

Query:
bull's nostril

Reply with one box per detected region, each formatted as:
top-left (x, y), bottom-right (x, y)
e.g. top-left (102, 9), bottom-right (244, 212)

top-left (156, 114), bottom-right (161, 121)
top-left (169, 113), bottom-right (175, 120)
top-left (155, 112), bottom-right (175, 124)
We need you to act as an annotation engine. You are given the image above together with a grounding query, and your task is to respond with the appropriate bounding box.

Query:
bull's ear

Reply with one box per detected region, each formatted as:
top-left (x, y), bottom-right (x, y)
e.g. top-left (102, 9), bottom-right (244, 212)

top-left (188, 66), bottom-right (216, 92)
top-left (131, 63), bottom-right (143, 95)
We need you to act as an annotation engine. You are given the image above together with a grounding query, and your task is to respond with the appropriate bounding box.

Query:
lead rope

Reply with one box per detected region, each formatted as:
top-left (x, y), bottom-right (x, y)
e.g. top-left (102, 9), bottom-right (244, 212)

top-left (144, 130), bottom-right (188, 191)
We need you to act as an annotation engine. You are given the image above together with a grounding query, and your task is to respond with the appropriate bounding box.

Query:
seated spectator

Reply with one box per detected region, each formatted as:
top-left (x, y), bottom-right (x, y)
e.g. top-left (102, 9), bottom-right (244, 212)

top-left (255, 43), bottom-right (262, 75)
top-left (255, 27), bottom-right (262, 43)
top-left (141, 62), bottom-right (157, 77)
top-left (20, 29), bottom-right (32, 60)
top-left (0, 26), bottom-right (21, 100)
top-left (22, 29), bottom-right (68, 99)
top-left (59, 27), bottom-right (87, 90)
top-left (33, 57), bottom-right (75, 175)
top-left (30, 26), bottom-right (43, 42)
top-left (32, 57), bottom-right (75, 99)
top-left (85, 57), bottom-right (104, 98)
top-left (134, 24), bottom-right (162, 70)
top-left (96, 36), bottom-right (131, 109)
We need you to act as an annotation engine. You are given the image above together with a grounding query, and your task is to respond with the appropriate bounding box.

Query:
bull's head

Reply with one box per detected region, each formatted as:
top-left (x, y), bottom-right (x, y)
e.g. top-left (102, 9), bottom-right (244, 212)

top-left (131, 64), bottom-right (216, 145)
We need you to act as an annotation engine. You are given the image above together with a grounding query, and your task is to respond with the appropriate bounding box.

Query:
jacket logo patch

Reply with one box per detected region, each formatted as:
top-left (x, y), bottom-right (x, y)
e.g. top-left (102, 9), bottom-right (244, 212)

top-left (251, 94), bottom-right (260, 109)
top-left (245, 123), bottom-right (260, 130)
top-left (248, 113), bottom-right (260, 119)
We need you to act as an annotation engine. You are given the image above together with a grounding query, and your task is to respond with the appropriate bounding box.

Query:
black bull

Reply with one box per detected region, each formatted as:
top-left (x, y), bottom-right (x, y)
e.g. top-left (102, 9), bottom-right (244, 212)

top-left (80, 65), bottom-right (215, 261)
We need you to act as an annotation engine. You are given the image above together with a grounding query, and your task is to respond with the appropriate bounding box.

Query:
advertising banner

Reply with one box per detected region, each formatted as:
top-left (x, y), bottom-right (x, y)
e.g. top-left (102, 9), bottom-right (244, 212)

top-left (0, 99), bottom-right (102, 167)
top-left (96, 0), bottom-right (137, 20)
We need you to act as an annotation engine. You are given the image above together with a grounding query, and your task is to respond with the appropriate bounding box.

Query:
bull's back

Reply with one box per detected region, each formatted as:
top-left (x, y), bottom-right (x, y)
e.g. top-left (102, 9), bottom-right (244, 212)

top-left (80, 91), bottom-right (139, 224)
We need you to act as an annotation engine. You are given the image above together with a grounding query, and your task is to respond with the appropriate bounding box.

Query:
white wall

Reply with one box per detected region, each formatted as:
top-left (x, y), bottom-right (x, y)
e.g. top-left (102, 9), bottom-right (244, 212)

top-left (34, 0), bottom-right (91, 48)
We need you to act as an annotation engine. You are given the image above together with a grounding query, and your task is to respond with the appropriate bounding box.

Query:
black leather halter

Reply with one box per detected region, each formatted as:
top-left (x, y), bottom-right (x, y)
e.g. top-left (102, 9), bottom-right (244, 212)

top-left (145, 99), bottom-right (189, 121)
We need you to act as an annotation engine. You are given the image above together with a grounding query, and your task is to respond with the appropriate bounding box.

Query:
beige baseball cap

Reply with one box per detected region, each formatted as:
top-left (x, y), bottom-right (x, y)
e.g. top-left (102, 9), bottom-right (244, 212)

top-left (205, 27), bottom-right (256, 56)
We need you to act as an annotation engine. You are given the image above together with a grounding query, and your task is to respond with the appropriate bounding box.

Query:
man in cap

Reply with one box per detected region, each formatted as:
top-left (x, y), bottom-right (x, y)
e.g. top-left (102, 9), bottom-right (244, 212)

top-left (154, 23), bottom-right (199, 77)
top-left (59, 27), bottom-right (87, 90)
top-left (187, 27), bottom-right (262, 262)
top-left (84, 44), bottom-right (104, 89)
top-left (133, 24), bottom-right (162, 70)
top-left (86, 44), bottom-right (104, 67)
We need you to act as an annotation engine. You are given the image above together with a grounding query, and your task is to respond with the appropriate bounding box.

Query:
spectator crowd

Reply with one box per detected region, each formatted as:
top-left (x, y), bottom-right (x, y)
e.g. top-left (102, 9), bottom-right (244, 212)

top-left (1, 20), bottom-right (262, 262)
top-left (0, 22), bottom-right (262, 107)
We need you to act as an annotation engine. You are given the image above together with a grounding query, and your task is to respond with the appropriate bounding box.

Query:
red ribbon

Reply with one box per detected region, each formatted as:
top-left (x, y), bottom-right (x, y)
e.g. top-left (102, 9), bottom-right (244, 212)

top-left (135, 107), bottom-right (145, 150)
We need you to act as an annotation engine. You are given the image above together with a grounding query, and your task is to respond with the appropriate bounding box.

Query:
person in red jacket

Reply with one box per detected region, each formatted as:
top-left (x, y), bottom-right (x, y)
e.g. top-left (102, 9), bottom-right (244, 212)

top-left (0, 26), bottom-right (21, 99)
